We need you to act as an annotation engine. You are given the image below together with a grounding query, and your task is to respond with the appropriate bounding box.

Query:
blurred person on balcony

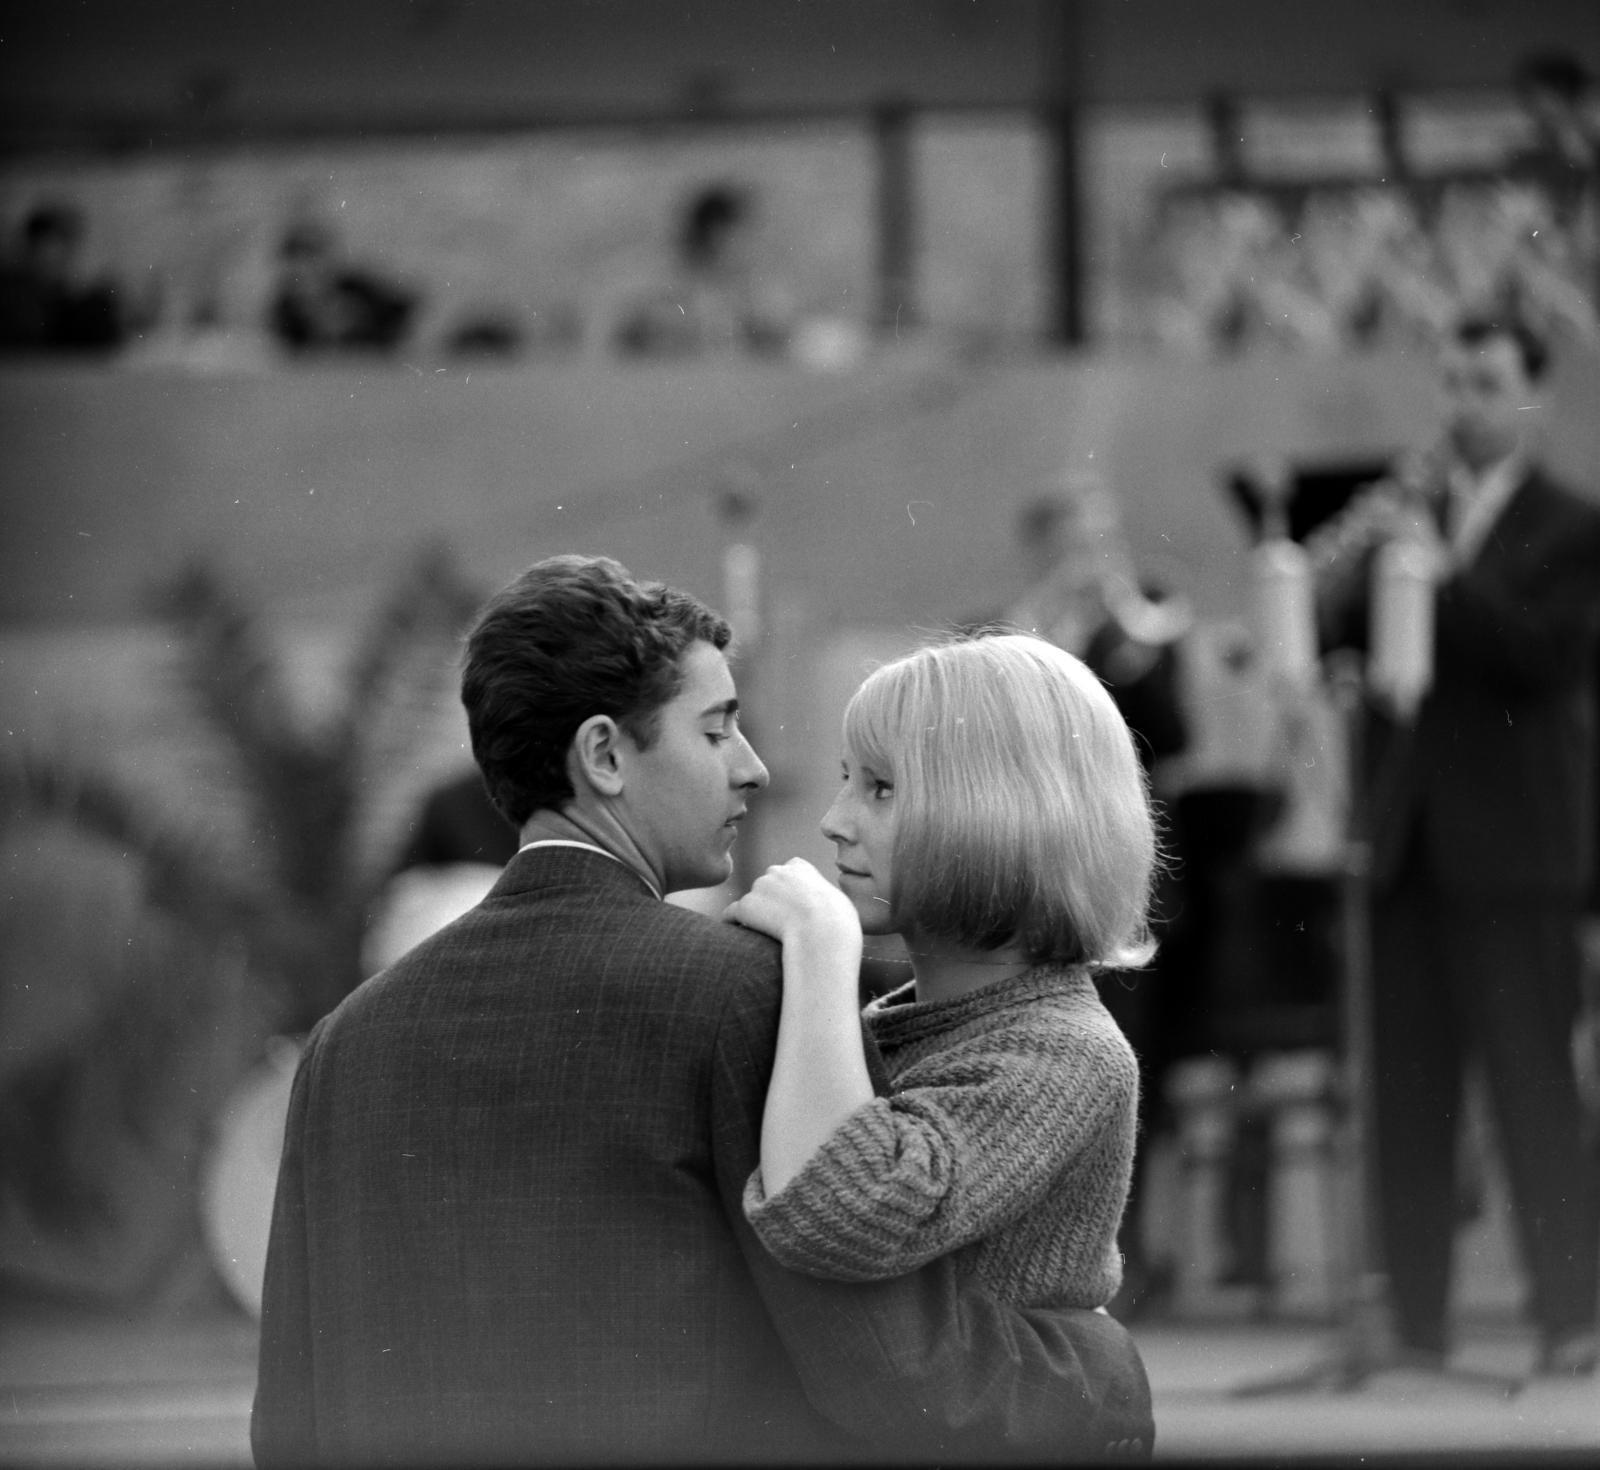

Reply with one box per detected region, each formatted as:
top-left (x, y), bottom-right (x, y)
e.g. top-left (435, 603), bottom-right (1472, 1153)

top-left (1509, 51), bottom-right (1600, 313)
top-left (0, 202), bottom-right (125, 353)
top-left (268, 217), bottom-right (417, 353)
top-left (1305, 313), bottom-right (1600, 1377)
top-left (608, 183), bottom-right (795, 358)
top-left (1510, 52), bottom-right (1600, 222)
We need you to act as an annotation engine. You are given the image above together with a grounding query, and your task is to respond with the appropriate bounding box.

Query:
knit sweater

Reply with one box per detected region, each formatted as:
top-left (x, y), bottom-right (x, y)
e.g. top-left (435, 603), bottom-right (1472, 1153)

top-left (743, 963), bottom-right (1138, 1310)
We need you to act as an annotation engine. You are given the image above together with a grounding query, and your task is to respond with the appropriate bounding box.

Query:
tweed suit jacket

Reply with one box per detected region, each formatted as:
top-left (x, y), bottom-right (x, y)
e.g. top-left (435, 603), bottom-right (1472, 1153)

top-left (1337, 467), bottom-right (1600, 896)
top-left (252, 845), bottom-right (1154, 1466)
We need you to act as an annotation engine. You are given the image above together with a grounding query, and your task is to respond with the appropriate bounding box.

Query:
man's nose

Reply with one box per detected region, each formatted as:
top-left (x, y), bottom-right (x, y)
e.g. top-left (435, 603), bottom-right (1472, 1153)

top-left (733, 731), bottom-right (769, 791)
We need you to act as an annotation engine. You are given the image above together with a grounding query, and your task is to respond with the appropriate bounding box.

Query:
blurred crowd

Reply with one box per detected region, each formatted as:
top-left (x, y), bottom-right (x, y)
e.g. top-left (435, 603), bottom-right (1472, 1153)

top-left (0, 179), bottom-right (863, 371)
top-left (2, 54), bottom-right (1595, 369)
top-left (0, 202), bottom-right (130, 352)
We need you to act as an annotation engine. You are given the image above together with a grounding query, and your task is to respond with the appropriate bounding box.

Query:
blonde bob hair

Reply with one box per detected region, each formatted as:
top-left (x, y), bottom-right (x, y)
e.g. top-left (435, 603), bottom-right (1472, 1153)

top-left (843, 632), bottom-right (1157, 969)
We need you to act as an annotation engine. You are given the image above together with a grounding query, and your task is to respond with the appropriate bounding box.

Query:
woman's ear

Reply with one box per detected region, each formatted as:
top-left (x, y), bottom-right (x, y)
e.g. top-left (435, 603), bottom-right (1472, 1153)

top-left (568, 714), bottom-right (626, 798)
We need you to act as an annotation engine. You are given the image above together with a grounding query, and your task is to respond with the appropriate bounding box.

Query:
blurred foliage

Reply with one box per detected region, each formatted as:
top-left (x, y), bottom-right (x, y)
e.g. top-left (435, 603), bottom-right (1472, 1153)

top-left (0, 815), bottom-right (246, 1300)
top-left (153, 543), bottom-right (484, 1028)
top-left (0, 545), bottom-right (483, 1293)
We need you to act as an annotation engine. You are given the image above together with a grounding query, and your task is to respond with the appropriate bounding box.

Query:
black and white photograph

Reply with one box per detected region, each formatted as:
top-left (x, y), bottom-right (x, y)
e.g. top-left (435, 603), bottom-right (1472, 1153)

top-left (1, 2), bottom-right (1598, 1464)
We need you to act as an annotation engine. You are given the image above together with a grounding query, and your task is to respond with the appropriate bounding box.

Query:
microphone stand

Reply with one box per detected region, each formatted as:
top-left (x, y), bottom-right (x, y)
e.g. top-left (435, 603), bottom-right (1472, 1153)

top-left (717, 480), bottom-right (765, 896)
top-left (1234, 651), bottom-right (1524, 1400)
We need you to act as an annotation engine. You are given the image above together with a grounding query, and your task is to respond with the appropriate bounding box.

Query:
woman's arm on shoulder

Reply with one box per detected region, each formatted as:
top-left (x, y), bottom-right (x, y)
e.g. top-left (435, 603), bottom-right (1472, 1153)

top-left (723, 860), bottom-right (874, 1196)
top-left (747, 999), bottom-right (1137, 1281)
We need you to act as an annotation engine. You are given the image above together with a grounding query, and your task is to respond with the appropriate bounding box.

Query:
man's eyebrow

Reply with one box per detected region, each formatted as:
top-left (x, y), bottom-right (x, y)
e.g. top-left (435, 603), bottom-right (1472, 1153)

top-left (699, 698), bottom-right (740, 719)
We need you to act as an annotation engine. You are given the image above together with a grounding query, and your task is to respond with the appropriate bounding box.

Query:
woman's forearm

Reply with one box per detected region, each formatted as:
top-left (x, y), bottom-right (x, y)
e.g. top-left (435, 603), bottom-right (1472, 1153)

top-left (760, 927), bottom-right (873, 1196)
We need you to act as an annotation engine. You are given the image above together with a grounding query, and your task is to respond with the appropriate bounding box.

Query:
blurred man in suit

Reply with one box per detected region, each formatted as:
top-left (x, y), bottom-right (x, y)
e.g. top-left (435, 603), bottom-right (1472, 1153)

top-left (1309, 316), bottom-right (1600, 1376)
top-left (253, 554), bottom-right (1152, 1465)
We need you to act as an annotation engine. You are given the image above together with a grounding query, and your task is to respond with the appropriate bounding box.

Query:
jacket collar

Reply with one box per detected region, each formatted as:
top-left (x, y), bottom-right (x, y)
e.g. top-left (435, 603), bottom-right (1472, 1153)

top-left (488, 842), bottom-right (662, 903)
top-left (1465, 463), bottom-right (1552, 567)
top-left (515, 838), bottom-right (663, 898)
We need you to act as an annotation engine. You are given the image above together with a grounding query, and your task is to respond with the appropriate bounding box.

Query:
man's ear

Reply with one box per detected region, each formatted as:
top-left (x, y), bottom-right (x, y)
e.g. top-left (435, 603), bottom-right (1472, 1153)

top-left (568, 714), bottom-right (627, 799)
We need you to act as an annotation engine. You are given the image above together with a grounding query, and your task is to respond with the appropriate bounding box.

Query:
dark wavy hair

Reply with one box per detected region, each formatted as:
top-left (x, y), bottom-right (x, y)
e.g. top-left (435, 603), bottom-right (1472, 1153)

top-left (461, 555), bottom-right (731, 827)
top-left (1455, 312), bottom-right (1549, 383)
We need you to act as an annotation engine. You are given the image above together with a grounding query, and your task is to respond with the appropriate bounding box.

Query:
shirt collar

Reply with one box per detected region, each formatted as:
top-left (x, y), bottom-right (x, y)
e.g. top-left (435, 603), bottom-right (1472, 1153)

top-left (515, 839), bottom-right (664, 900)
top-left (1446, 451), bottom-right (1525, 566)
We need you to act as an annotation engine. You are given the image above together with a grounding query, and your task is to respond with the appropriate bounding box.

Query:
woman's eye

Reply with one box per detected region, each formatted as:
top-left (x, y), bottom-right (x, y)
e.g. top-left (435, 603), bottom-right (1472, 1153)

top-left (872, 781), bottom-right (894, 800)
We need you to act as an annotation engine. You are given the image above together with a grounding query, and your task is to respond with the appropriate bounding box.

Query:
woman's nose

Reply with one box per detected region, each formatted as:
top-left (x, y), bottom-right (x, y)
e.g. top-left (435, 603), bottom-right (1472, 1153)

top-left (820, 788), bottom-right (852, 843)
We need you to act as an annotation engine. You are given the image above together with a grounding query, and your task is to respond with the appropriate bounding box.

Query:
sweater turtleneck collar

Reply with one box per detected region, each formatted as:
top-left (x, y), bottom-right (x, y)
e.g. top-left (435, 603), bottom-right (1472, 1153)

top-left (865, 961), bottom-right (1095, 1044)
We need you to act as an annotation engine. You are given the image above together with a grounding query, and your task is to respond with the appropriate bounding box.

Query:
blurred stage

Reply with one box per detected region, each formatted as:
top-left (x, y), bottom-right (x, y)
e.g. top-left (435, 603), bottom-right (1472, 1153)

top-left (4, 1310), bottom-right (1597, 1466)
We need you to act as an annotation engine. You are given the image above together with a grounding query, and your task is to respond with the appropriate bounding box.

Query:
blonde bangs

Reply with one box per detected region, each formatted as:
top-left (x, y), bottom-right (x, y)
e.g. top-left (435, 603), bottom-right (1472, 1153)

top-left (840, 662), bottom-right (905, 787)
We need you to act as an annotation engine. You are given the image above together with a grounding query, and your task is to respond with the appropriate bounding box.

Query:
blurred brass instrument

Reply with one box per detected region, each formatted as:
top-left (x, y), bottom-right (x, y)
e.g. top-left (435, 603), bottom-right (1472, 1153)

top-left (1300, 437), bottom-right (1449, 724)
top-left (1302, 436), bottom-right (1450, 581)
top-left (1007, 479), bottom-right (1193, 661)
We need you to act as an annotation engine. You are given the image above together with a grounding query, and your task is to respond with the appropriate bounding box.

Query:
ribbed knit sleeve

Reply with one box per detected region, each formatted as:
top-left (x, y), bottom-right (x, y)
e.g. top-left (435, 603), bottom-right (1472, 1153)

top-left (742, 977), bottom-right (1137, 1307)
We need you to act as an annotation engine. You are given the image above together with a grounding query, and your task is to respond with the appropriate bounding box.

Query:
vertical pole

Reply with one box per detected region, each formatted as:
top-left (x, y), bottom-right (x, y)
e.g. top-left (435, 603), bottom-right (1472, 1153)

top-left (1330, 658), bottom-right (1391, 1381)
top-left (716, 482), bottom-right (763, 895)
top-left (1206, 92), bottom-right (1248, 188)
top-left (1045, 104), bottom-right (1086, 346)
top-left (1372, 89), bottom-right (1409, 184)
top-left (1167, 1055), bottom-right (1241, 1315)
top-left (1041, 0), bottom-right (1085, 347)
top-left (873, 100), bottom-right (917, 337)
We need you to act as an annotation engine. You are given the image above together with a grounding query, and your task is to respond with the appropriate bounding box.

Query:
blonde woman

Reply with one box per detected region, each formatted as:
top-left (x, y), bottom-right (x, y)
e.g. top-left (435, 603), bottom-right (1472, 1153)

top-left (725, 632), bottom-right (1155, 1310)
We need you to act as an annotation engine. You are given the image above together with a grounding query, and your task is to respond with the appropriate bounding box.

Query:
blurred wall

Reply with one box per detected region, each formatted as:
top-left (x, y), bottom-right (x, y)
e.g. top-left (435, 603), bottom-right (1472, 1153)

top-left (5, 345), bottom-right (1598, 632)
top-left (0, 351), bottom-right (1427, 630)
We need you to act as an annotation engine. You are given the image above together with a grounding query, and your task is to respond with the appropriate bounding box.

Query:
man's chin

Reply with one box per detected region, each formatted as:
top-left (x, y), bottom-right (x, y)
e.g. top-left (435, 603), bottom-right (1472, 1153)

top-left (1449, 426), bottom-right (1506, 470)
top-left (668, 852), bottom-right (734, 895)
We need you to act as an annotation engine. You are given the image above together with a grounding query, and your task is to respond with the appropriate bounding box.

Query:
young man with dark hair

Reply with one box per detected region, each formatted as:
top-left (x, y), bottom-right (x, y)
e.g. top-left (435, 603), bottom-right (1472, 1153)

top-left (1308, 316), bottom-right (1600, 1377)
top-left (253, 554), bottom-right (1153, 1465)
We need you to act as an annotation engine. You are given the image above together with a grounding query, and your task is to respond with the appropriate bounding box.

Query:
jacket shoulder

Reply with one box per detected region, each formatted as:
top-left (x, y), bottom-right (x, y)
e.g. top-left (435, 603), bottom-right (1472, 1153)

top-left (651, 899), bottom-right (782, 965)
top-left (651, 903), bottom-right (784, 1010)
top-left (318, 888), bottom-right (782, 1047)
top-left (1522, 468), bottom-right (1600, 533)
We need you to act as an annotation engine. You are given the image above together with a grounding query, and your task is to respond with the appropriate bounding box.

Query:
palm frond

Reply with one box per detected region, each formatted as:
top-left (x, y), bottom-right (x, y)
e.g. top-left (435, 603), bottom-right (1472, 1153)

top-left (0, 544), bottom-right (486, 1259)
top-left (154, 562), bottom-right (303, 772)
top-left (340, 544), bottom-right (484, 902)
top-left (0, 749), bottom-right (287, 959)
top-left (0, 757), bottom-right (279, 1240)
top-left (154, 562), bottom-right (356, 907)
top-left (344, 542), bottom-right (482, 721)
